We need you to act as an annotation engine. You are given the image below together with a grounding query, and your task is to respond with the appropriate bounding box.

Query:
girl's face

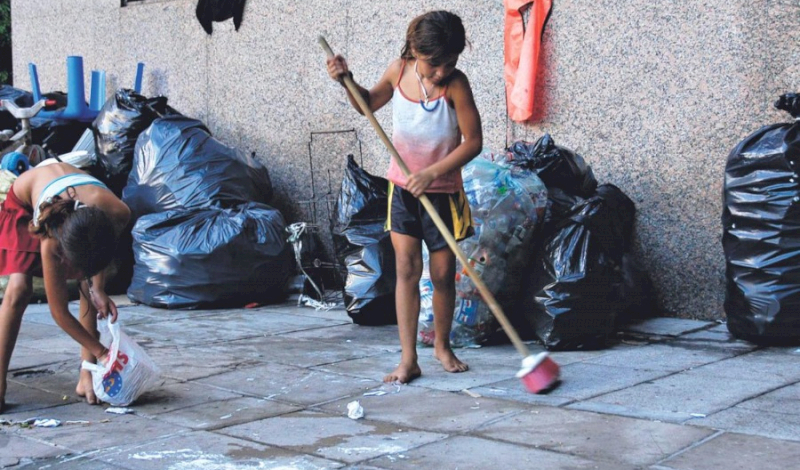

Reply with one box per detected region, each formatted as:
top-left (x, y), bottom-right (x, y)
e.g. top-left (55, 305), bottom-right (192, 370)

top-left (413, 51), bottom-right (459, 85)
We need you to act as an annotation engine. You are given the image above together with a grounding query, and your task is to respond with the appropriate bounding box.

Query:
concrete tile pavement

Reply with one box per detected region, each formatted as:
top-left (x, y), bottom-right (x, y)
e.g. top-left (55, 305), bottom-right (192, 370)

top-left (1, 300), bottom-right (799, 469)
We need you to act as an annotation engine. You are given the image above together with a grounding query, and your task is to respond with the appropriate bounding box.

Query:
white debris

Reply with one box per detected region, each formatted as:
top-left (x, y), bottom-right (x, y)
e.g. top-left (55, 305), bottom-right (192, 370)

top-left (347, 400), bottom-right (364, 420)
top-left (105, 407), bottom-right (135, 415)
top-left (33, 419), bottom-right (61, 427)
top-left (363, 391), bottom-right (387, 397)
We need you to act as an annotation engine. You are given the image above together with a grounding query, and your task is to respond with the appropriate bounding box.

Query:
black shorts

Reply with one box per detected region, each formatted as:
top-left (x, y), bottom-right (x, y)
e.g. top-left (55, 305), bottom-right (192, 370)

top-left (386, 183), bottom-right (474, 252)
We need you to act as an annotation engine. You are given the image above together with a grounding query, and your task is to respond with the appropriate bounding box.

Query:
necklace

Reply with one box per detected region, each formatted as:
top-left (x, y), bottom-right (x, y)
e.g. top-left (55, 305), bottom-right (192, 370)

top-left (414, 61), bottom-right (440, 112)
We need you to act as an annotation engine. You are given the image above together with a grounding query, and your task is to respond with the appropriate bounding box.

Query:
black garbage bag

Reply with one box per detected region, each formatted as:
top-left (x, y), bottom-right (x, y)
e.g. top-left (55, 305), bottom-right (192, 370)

top-left (722, 93), bottom-right (800, 344)
top-left (506, 134), bottom-right (598, 199)
top-left (127, 202), bottom-right (292, 309)
top-left (331, 155), bottom-right (396, 325)
top-left (0, 85), bottom-right (33, 131)
top-left (92, 90), bottom-right (176, 196)
top-left (123, 115), bottom-right (273, 220)
top-left (525, 184), bottom-right (636, 350)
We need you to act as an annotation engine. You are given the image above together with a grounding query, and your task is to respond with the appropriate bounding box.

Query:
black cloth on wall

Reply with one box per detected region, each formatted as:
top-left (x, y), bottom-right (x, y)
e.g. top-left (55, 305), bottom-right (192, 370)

top-left (196, 0), bottom-right (247, 35)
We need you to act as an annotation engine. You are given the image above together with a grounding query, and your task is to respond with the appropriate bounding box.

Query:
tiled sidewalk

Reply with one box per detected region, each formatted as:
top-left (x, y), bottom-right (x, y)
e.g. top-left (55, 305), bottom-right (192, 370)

top-left (1, 299), bottom-right (798, 469)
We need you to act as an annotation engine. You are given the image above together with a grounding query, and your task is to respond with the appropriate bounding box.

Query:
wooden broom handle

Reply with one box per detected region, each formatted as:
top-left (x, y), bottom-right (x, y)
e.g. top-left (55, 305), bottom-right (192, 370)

top-left (319, 37), bottom-right (530, 358)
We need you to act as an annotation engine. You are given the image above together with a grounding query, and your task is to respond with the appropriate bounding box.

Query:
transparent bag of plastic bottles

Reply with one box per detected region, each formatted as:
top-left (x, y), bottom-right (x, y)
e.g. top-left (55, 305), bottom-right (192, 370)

top-left (418, 151), bottom-right (547, 347)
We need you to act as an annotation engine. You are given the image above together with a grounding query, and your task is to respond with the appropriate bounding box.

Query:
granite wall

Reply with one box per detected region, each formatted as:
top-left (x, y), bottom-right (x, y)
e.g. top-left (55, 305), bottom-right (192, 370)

top-left (11, 0), bottom-right (800, 318)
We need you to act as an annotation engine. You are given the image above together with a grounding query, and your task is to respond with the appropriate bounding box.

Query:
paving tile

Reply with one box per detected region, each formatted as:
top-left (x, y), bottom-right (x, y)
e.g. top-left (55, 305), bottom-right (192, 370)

top-left (282, 323), bottom-right (402, 351)
top-left (143, 345), bottom-right (255, 381)
top-left (93, 430), bottom-right (345, 470)
top-left (8, 361), bottom-right (85, 399)
top-left (688, 406), bottom-right (800, 442)
top-left (476, 406), bottom-right (713, 466)
top-left (363, 435), bottom-right (634, 470)
top-left (622, 318), bottom-right (715, 337)
top-left (313, 348), bottom-right (522, 391)
top-left (196, 362), bottom-right (380, 406)
top-left (735, 382), bottom-right (800, 415)
top-left (0, 402), bottom-right (188, 453)
top-left (219, 410), bottom-right (447, 464)
top-left (660, 432), bottom-right (800, 470)
top-left (0, 434), bottom-right (68, 466)
top-left (13, 455), bottom-right (129, 469)
top-left (1, 379), bottom-right (81, 414)
top-left (126, 381), bottom-right (243, 416)
top-left (201, 335), bottom-right (389, 368)
top-left (8, 345), bottom-right (74, 371)
top-left (583, 343), bottom-right (743, 372)
top-left (569, 369), bottom-right (788, 423)
top-left (260, 302), bottom-right (354, 323)
top-left (121, 317), bottom-right (264, 347)
top-left (473, 362), bottom-right (672, 405)
top-left (152, 396), bottom-right (300, 431)
top-left (689, 349), bottom-right (800, 382)
top-left (320, 386), bottom-right (528, 433)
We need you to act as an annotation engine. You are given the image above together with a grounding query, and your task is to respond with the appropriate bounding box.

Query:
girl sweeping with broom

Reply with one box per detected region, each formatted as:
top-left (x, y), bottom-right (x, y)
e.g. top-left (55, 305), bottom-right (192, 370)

top-left (0, 163), bottom-right (130, 411)
top-left (327, 10), bottom-right (483, 384)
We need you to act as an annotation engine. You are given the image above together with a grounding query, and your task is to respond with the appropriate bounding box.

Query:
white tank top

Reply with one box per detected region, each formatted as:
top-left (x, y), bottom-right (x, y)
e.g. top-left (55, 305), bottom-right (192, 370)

top-left (33, 174), bottom-right (108, 226)
top-left (387, 60), bottom-right (462, 193)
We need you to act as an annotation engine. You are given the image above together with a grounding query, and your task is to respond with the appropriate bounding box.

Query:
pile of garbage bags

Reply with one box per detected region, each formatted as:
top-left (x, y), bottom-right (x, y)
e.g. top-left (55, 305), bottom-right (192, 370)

top-left (412, 136), bottom-right (652, 350)
top-left (723, 93), bottom-right (800, 344)
top-left (124, 115), bottom-right (290, 309)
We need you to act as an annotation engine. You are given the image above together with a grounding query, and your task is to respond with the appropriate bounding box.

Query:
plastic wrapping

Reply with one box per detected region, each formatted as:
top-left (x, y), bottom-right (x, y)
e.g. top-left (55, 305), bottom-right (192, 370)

top-left (419, 153), bottom-right (547, 347)
top-left (81, 320), bottom-right (160, 406)
top-left (92, 90), bottom-right (176, 196)
top-left (127, 202), bottom-right (292, 309)
top-left (123, 115), bottom-right (273, 220)
top-left (524, 184), bottom-right (636, 350)
top-left (331, 156), bottom-right (397, 325)
top-left (722, 93), bottom-right (800, 344)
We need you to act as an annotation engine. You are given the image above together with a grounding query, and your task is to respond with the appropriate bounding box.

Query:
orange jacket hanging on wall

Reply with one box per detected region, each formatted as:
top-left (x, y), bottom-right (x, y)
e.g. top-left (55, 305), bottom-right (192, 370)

top-left (504, 0), bottom-right (552, 122)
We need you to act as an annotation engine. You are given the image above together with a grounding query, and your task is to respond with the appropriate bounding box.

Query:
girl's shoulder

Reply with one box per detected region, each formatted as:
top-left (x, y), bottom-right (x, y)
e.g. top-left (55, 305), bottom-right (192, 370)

top-left (444, 69), bottom-right (474, 101)
top-left (382, 58), bottom-right (405, 85)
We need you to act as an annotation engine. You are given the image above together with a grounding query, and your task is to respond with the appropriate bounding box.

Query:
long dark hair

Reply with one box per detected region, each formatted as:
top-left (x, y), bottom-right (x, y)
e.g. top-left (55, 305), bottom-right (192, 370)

top-left (30, 190), bottom-right (117, 279)
top-left (400, 10), bottom-right (467, 65)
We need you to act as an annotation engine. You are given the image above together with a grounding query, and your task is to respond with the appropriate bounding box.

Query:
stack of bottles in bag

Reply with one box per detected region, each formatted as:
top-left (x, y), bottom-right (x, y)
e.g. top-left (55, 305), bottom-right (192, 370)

top-left (420, 135), bottom-right (651, 350)
top-left (418, 152), bottom-right (548, 347)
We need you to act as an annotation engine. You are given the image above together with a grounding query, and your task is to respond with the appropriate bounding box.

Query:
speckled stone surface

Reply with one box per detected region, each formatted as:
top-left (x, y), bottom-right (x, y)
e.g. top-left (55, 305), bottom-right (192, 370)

top-left (10, 0), bottom-right (800, 319)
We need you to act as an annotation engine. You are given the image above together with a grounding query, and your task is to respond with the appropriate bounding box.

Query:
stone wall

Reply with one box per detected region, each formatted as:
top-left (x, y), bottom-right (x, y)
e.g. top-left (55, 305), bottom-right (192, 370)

top-left (11, 0), bottom-right (800, 318)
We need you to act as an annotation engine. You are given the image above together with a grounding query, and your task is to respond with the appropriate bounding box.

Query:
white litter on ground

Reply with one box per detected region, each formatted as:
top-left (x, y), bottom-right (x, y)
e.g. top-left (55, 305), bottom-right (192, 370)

top-left (347, 400), bottom-right (364, 419)
top-left (105, 407), bottom-right (135, 415)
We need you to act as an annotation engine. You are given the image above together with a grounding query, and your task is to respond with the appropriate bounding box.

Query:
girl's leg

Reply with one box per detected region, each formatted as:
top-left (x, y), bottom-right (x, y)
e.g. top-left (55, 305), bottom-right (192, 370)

top-left (384, 232), bottom-right (423, 384)
top-left (428, 247), bottom-right (468, 373)
top-left (0, 273), bottom-right (33, 412)
top-left (76, 280), bottom-right (100, 405)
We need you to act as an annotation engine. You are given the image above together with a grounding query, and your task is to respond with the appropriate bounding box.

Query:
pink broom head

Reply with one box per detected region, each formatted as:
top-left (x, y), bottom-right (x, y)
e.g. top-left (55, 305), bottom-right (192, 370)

top-left (516, 352), bottom-right (560, 394)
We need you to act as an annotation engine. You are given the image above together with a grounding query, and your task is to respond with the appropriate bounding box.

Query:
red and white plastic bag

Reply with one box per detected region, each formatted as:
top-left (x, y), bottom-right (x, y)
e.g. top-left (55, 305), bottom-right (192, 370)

top-left (81, 320), bottom-right (161, 406)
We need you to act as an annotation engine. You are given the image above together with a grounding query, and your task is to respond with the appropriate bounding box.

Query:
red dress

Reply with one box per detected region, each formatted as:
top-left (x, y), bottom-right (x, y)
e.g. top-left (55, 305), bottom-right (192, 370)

top-left (0, 185), bottom-right (42, 276)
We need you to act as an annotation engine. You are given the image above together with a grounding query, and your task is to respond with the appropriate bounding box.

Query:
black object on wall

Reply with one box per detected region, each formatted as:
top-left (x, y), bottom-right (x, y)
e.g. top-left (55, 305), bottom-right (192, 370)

top-left (196, 0), bottom-right (247, 35)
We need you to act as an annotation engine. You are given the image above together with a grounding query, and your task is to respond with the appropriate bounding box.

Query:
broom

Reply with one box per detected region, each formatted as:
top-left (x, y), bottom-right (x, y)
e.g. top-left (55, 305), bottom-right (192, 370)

top-left (319, 37), bottom-right (559, 393)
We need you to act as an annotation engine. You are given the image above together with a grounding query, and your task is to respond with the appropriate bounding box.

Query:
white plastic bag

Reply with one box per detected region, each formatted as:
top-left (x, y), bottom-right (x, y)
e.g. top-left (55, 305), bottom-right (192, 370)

top-left (81, 320), bottom-right (160, 406)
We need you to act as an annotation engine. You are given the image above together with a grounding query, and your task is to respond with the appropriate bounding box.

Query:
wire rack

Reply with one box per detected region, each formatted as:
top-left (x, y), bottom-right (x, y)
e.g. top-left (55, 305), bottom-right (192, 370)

top-left (294, 129), bottom-right (364, 304)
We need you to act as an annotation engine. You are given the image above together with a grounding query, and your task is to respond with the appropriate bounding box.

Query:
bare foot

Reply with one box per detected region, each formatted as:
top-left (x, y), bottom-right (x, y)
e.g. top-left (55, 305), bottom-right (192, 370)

top-left (76, 369), bottom-right (101, 405)
top-left (383, 362), bottom-right (422, 384)
top-left (435, 348), bottom-right (469, 373)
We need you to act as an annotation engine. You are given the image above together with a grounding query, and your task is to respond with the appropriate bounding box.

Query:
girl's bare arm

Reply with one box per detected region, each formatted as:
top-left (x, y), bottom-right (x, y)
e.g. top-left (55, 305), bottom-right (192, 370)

top-left (41, 238), bottom-right (107, 359)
